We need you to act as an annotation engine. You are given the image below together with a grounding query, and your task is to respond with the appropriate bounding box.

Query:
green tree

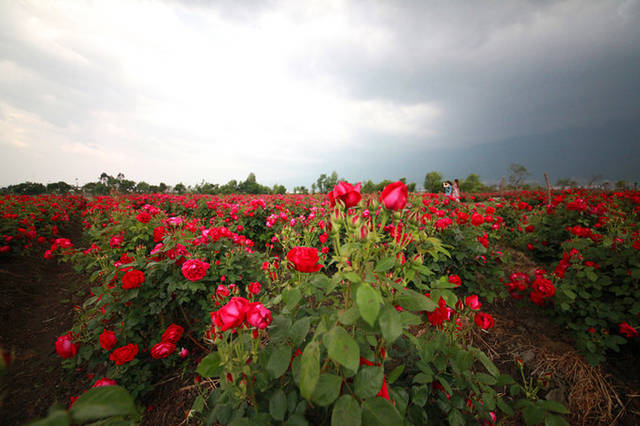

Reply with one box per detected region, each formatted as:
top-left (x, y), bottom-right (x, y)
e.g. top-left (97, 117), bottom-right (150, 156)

top-left (423, 171), bottom-right (443, 193)
top-left (460, 174), bottom-right (485, 193)
top-left (362, 180), bottom-right (377, 194)
top-left (219, 180), bottom-right (238, 194)
top-left (555, 178), bottom-right (577, 188)
top-left (272, 184), bottom-right (287, 194)
top-left (135, 181), bottom-right (150, 193)
top-left (174, 183), bottom-right (186, 194)
top-left (46, 181), bottom-right (73, 194)
top-left (407, 182), bottom-right (416, 192)
top-left (615, 180), bottom-right (628, 190)
top-left (119, 179), bottom-right (136, 193)
top-left (508, 163), bottom-right (529, 188)
top-left (293, 186), bottom-right (308, 194)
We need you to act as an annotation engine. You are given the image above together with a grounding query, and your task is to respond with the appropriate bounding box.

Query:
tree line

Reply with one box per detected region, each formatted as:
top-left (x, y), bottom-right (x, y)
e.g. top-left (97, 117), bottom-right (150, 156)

top-left (1, 164), bottom-right (633, 196)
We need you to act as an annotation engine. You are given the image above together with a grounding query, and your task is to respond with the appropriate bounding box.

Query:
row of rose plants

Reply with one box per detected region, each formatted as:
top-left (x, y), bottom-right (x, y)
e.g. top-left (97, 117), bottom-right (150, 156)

top-left (32, 183), bottom-right (574, 424)
top-left (6, 186), bottom-right (637, 422)
top-left (489, 189), bottom-right (640, 364)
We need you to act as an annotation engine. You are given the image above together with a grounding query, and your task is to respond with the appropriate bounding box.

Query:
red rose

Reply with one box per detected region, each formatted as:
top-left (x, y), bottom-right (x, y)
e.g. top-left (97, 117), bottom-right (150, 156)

top-left (99, 329), bottom-right (117, 351)
top-left (245, 302), bottom-right (272, 329)
top-left (465, 295), bottom-right (482, 310)
top-left (161, 324), bottom-right (184, 344)
top-left (329, 181), bottom-right (362, 208)
top-left (532, 275), bottom-right (555, 298)
top-left (380, 181), bottom-right (408, 211)
top-left (181, 259), bottom-right (210, 281)
top-left (470, 213), bottom-right (484, 226)
top-left (474, 312), bottom-right (495, 329)
top-left (150, 341), bottom-right (176, 359)
top-left (93, 377), bottom-right (117, 387)
top-left (55, 332), bottom-right (78, 359)
top-left (122, 269), bottom-right (145, 289)
top-left (619, 322), bottom-right (638, 338)
top-left (477, 233), bottom-right (489, 248)
top-left (286, 246), bottom-right (323, 273)
top-left (248, 281), bottom-right (261, 295)
top-left (216, 284), bottom-right (230, 299)
top-left (110, 343), bottom-right (138, 365)
top-left (153, 227), bottom-right (166, 243)
top-left (136, 211), bottom-right (151, 224)
top-left (448, 275), bottom-right (462, 286)
top-left (109, 235), bottom-right (123, 248)
top-left (212, 297), bottom-right (249, 331)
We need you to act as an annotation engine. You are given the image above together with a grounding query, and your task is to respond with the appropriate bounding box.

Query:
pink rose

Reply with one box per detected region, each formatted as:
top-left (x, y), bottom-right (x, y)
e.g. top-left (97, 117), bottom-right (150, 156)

top-left (465, 295), bottom-right (482, 310)
top-left (245, 302), bottom-right (272, 329)
top-left (93, 377), bottom-right (117, 387)
top-left (380, 181), bottom-right (408, 211)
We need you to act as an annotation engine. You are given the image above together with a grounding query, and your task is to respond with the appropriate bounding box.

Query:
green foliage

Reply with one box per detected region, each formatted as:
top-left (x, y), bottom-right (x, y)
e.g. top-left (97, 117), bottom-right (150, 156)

top-left (424, 171), bottom-right (443, 193)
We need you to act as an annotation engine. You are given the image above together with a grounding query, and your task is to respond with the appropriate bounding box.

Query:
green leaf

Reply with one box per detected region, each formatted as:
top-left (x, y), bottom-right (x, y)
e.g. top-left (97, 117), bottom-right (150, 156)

top-left (454, 350), bottom-right (474, 372)
top-left (474, 349), bottom-right (499, 377)
top-left (331, 395), bottom-right (361, 426)
top-left (267, 345), bottom-right (292, 379)
top-left (375, 256), bottom-right (396, 273)
top-left (361, 398), bottom-right (403, 426)
top-left (285, 414), bottom-right (309, 426)
top-left (339, 305), bottom-right (361, 325)
top-left (475, 373), bottom-right (497, 385)
top-left (545, 414), bottom-right (570, 426)
top-left (344, 272), bottom-right (362, 284)
top-left (411, 385), bottom-right (428, 407)
top-left (312, 374), bottom-right (342, 407)
top-left (269, 389), bottom-right (287, 421)
top-left (283, 287), bottom-right (302, 311)
top-left (387, 364), bottom-right (404, 384)
top-left (310, 274), bottom-right (331, 292)
top-left (354, 366), bottom-right (384, 399)
top-left (290, 317), bottom-right (311, 347)
top-left (540, 400), bottom-right (570, 414)
top-left (69, 386), bottom-right (136, 423)
top-left (196, 352), bottom-right (223, 378)
top-left (523, 404), bottom-right (545, 425)
top-left (496, 395), bottom-right (514, 416)
top-left (447, 408), bottom-right (465, 426)
top-left (378, 305), bottom-right (403, 344)
top-left (326, 326), bottom-right (360, 371)
top-left (396, 288), bottom-right (437, 312)
top-left (299, 342), bottom-right (320, 401)
top-left (356, 283), bottom-right (380, 327)
top-left (28, 409), bottom-right (70, 426)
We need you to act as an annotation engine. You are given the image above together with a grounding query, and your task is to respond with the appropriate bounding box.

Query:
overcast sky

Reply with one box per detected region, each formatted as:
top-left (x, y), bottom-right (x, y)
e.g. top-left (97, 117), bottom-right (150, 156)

top-left (1, 0), bottom-right (639, 189)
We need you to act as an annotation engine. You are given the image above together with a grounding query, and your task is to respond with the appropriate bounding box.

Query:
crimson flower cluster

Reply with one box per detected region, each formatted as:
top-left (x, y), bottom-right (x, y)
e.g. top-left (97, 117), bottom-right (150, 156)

top-left (211, 297), bottom-right (272, 332)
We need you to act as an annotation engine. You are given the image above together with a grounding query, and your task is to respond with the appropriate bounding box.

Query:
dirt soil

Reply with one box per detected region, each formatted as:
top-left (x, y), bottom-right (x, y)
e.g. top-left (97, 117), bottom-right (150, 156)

top-left (0, 251), bottom-right (90, 425)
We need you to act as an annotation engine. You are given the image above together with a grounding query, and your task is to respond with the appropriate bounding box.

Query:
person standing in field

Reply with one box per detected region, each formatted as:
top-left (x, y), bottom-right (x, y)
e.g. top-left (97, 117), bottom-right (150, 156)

top-left (443, 181), bottom-right (453, 196)
top-left (452, 179), bottom-right (461, 201)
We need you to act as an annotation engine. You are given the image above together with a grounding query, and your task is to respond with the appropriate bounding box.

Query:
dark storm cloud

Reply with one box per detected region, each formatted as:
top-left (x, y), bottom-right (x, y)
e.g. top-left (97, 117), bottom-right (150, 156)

top-left (287, 0), bottom-right (640, 145)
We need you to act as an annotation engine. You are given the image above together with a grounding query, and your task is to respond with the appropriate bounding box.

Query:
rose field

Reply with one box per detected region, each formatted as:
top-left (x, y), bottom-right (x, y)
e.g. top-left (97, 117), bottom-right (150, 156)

top-left (1, 183), bottom-right (639, 425)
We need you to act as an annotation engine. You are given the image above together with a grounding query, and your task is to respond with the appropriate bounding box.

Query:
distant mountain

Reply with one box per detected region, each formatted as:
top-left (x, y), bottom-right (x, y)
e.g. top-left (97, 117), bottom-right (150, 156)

top-left (419, 117), bottom-right (640, 185)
